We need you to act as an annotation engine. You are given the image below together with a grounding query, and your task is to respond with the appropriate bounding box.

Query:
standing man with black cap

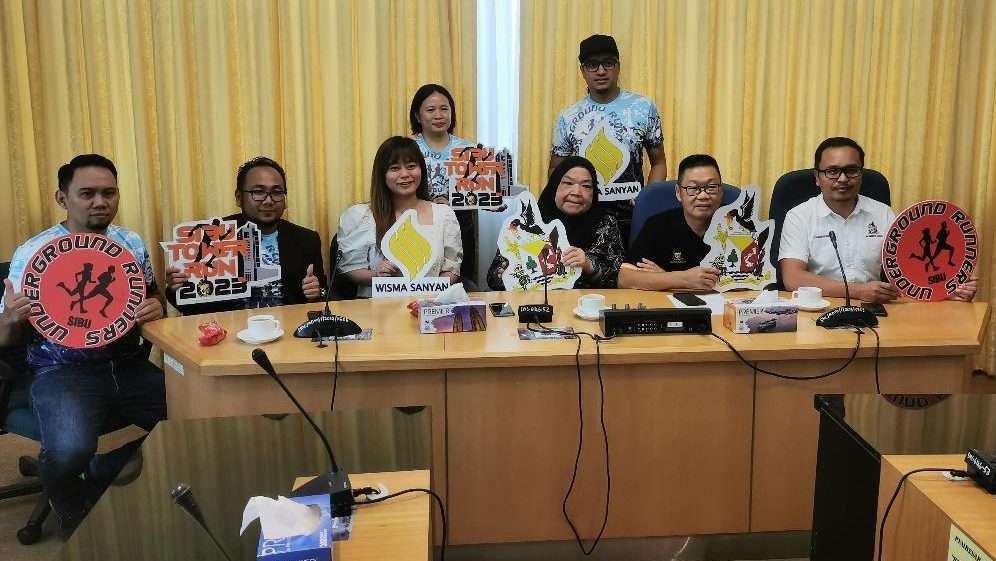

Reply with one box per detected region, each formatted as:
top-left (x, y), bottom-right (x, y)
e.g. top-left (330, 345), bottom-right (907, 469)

top-left (550, 34), bottom-right (667, 246)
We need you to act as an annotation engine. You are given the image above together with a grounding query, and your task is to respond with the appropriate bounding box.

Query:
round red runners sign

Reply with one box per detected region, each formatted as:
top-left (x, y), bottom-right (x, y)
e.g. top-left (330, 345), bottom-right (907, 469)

top-left (21, 233), bottom-right (146, 348)
top-left (882, 200), bottom-right (977, 301)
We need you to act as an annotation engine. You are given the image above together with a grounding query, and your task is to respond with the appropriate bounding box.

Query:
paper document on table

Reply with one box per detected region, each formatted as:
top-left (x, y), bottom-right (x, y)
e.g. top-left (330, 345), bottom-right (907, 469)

top-left (667, 293), bottom-right (727, 315)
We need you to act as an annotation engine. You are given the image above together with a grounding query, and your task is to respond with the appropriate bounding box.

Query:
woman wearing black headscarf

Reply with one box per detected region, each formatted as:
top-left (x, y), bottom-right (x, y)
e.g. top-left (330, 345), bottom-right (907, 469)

top-left (487, 156), bottom-right (624, 289)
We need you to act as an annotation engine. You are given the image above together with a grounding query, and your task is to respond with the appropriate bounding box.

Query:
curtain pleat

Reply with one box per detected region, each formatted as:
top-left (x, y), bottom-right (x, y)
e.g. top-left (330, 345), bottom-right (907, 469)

top-left (0, 0), bottom-right (476, 286)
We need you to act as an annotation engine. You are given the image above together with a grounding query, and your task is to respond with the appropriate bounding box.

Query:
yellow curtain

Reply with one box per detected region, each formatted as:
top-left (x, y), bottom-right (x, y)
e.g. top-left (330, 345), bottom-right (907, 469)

top-left (520, 0), bottom-right (996, 372)
top-left (0, 0), bottom-right (476, 273)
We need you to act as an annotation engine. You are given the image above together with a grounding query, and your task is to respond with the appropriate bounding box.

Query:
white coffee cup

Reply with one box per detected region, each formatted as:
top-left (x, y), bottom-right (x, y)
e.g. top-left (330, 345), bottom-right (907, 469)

top-left (791, 286), bottom-right (823, 307)
top-left (578, 294), bottom-right (606, 316)
top-left (247, 314), bottom-right (280, 338)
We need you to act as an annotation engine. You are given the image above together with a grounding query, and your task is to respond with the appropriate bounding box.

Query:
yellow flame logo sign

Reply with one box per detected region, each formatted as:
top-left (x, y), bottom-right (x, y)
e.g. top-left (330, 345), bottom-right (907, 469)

top-left (383, 211), bottom-right (436, 279)
top-left (584, 126), bottom-right (626, 185)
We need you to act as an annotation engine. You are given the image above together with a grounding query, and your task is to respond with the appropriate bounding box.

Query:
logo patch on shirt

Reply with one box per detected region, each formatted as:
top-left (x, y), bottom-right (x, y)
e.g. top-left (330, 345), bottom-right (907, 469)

top-left (866, 221), bottom-right (880, 236)
top-left (671, 249), bottom-right (685, 264)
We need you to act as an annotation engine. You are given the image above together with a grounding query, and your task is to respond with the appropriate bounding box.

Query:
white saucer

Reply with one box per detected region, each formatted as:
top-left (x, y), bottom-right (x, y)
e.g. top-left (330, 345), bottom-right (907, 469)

top-left (237, 328), bottom-right (284, 344)
top-left (791, 298), bottom-right (831, 312)
top-left (574, 306), bottom-right (605, 321)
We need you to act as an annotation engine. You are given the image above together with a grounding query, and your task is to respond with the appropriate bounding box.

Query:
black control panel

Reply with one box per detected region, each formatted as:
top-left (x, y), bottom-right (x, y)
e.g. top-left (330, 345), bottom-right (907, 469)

top-left (600, 307), bottom-right (712, 336)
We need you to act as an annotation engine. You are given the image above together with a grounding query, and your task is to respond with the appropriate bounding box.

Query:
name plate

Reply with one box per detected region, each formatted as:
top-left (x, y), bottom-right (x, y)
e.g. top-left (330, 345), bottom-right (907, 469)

top-left (371, 277), bottom-right (450, 298)
top-left (598, 181), bottom-right (642, 202)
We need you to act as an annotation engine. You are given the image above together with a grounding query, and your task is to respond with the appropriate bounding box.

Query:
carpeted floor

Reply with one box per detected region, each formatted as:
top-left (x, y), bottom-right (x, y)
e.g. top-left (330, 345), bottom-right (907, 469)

top-left (0, 427), bottom-right (144, 561)
top-left (0, 432), bottom-right (59, 561)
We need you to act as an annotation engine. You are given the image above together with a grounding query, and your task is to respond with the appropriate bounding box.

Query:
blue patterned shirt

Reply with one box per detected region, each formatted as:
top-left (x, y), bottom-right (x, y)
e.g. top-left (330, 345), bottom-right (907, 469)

top-left (242, 231), bottom-right (284, 309)
top-left (552, 90), bottom-right (664, 190)
top-left (1, 223), bottom-right (158, 367)
top-left (415, 133), bottom-right (474, 201)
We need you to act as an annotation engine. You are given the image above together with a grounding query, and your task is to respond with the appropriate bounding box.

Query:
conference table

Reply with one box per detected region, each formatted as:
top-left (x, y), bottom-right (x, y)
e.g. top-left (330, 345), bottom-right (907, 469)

top-left (141, 289), bottom-right (990, 545)
top-left (812, 393), bottom-right (996, 560)
top-left (59, 406), bottom-right (432, 560)
top-left (877, 455), bottom-right (995, 561)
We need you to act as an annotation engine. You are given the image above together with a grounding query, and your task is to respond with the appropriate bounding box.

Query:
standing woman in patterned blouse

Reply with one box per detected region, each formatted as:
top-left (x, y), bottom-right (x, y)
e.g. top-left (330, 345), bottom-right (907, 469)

top-left (410, 84), bottom-right (478, 286)
top-left (487, 156), bottom-right (624, 289)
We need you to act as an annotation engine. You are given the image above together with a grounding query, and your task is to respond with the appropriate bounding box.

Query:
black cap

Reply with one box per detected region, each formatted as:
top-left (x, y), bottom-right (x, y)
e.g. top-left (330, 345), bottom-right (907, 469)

top-left (579, 34), bottom-right (619, 62)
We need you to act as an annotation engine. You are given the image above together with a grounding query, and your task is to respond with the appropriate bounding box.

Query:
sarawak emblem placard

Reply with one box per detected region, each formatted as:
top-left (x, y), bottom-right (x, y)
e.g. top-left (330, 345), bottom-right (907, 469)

top-left (22, 233), bottom-right (146, 348)
top-left (445, 145), bottom-right (515, 210)
top-left (372, 209), bottom-right (450, 297)
top-left (497, 192), bottom-right (581, 291)
top-left (580, 123), bottom-right (640, 202)
top-left (701, 186), bottom-right (775, 291)
top-left (882, 200), bottom-right (978, 301)
top-left (161, 218), bottom-right (279, 304)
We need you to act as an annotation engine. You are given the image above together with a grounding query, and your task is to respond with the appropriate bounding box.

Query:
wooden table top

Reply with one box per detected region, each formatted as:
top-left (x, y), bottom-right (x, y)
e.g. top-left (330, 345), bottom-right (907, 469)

top-left (141, 290), bottom-right (989, 375)
top-left (294, 470), bottom-right (431, 561)
top-left (882, 454), bottom-right (995, 556)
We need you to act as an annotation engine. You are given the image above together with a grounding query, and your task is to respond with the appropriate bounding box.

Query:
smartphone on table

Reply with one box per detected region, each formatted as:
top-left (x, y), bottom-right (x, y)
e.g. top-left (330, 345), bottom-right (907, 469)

top-left (673, 292), bottom-right (707, 306)
top-left (489, 302), bottom-right (514, 317)
top-left (860, 302), bottom-right (888, 317)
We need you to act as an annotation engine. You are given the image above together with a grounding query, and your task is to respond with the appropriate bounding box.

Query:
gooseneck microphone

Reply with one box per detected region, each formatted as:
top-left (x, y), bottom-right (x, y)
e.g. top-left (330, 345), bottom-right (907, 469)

top-left (517, 244), bottom-right (556, 323)
top-left (294, 247), bottom-right (362, 339)
top-left (252, 349), bottom-right (354, 517)
top-left (323, 249), bottom-right (343, 317)
top-left (816, 231), bottom-right (879, 328)
top-left (170, 483), bottom-right (234, 561)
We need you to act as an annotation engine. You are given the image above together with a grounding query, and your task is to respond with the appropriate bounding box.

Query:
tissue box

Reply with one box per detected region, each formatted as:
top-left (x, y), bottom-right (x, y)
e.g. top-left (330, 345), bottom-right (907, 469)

top-left (723, 297), bottom-right (798, 334)
top-left (257, 494), bottom-right (332, 561)
top-left (418, 300), bottom-right (487, 334)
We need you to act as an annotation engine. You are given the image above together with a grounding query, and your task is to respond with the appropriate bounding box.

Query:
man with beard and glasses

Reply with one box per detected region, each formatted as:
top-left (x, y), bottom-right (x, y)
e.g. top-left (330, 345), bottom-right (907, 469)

top-left (166, 157), bottom-right (326, 314)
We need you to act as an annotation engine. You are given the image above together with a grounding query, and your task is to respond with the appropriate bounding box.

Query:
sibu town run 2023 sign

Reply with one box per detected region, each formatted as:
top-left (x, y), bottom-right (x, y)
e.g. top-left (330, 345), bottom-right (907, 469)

top-left (21, 233), bottom-right (146, 348)
top-left (882, 200), bottom-right (977, 301)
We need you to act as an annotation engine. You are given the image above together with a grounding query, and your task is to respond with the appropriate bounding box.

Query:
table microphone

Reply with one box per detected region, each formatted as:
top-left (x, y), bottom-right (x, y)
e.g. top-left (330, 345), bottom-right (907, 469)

top-left (295, 248), bottom-right (362, 339)
top-left (518, 244), bottom-right (555, 323)
top-left (170, 483), bottom-right (234, 561)
top-left (251, 349), bottom-right (354, 517)
top-left (816, 231), bottom-right (878, 328)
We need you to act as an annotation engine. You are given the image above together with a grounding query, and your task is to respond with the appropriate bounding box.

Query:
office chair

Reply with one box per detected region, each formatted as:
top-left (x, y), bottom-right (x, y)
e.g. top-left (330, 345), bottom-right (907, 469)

top-left (767, 168), bottom-right (891, 289)
top-left (630, 181), bottom-right (741, 246)
top-left (0, 260), bottom-right (48, 544)
top-left (0, 262), bottom-right (134, 544)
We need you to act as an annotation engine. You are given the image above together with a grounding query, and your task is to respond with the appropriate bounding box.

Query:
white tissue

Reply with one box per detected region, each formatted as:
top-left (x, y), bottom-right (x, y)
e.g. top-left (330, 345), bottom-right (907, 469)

top-left (239, 495), bottom-right (322, 539)
top-left (751, 290), bottom-right (780, 305)
top-left (433, 282), bottom-right (469, 304)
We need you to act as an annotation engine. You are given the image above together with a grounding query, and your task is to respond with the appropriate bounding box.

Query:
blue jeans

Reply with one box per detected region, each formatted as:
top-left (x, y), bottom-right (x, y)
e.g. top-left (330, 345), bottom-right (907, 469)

top-left (29, 356), bottom-right (166, 520)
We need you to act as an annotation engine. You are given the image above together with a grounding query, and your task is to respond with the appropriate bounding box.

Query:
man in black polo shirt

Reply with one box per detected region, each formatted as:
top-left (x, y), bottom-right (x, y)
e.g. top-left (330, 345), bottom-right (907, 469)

top-left (618, 154), bottom-right (723, 291)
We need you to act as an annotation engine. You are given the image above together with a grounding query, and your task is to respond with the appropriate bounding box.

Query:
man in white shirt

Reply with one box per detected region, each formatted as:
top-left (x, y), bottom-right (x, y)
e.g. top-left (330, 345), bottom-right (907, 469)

top-left (779, 137), bottom-right (977, 303)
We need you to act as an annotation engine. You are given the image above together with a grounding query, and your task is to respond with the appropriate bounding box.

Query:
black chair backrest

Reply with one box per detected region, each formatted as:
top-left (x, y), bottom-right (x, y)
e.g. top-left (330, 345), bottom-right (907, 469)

top-left (328, 235), bottom-right (358, 301)
top-left (0, 261), bottom-right (28, 431)
top-left (767, 168), bottom-right (891, 289)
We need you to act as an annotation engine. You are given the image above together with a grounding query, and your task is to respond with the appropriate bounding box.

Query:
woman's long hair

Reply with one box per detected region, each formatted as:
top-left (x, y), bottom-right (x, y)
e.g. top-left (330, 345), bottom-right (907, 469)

top-left (370, 136), bottom-right (431, 245)
top-left (537, 156), bottom-right (604, 250)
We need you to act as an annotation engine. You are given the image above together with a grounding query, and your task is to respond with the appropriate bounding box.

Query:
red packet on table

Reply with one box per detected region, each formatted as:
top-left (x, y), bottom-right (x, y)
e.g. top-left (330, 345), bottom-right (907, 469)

top-left (406, 299), bottom-right (421, 318)
top-left (197, 321), bottom-right (227, 346)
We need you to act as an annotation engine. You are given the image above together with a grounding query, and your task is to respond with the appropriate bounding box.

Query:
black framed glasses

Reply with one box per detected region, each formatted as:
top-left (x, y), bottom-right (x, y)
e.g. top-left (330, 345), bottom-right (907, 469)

top-left (818, 166), bottom-right (863, 179)
top-left (581, 58), bottom-right (618, 72)
top-left (241, 189), bottom-right (286, 202)
top-left (678, 183), bottom-right (722, 196)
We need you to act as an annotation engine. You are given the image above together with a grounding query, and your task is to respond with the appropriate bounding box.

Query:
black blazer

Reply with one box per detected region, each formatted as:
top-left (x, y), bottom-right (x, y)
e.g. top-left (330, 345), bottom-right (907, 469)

top-left (166, 213), bottom-right (326, 315)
